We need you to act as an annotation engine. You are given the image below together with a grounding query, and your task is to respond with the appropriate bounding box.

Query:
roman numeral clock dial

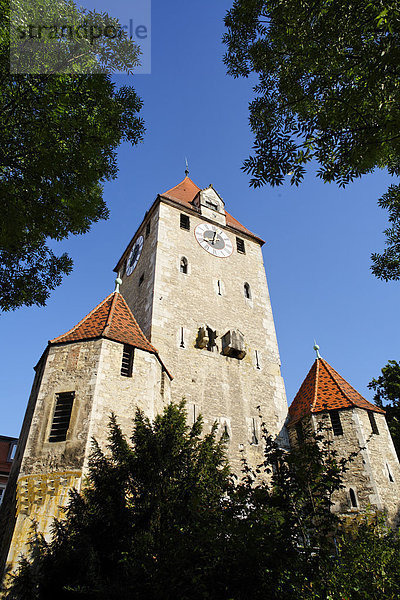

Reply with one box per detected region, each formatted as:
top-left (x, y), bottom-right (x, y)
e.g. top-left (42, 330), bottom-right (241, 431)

top-left (194, 223), bottom-right (233, 258)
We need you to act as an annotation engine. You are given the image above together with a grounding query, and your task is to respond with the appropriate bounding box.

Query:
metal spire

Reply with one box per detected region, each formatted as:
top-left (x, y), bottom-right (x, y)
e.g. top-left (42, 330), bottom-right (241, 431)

top-left (313, 340), bottom-right (321, 359)
top-left (185, 157), bottom-right (189, 177)
top-left (114, 277), bottom-right (122, 293)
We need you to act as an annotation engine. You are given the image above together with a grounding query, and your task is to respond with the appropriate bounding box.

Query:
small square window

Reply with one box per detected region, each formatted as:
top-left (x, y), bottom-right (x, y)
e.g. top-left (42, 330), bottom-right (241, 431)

top-left (236, 237), bottom-right (245, 254)
top-left (329, 410), bottom-right (343, 436)
top-left (368, 411), bottom-right (379, 435)
top-left (180, 214), bottom-right (190, 230)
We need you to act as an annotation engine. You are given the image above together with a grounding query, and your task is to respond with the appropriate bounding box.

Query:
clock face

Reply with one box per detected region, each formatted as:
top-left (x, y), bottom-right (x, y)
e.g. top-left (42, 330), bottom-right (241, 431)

top-left (126, 236), bottom-right (144, 276)
top-left (194, 223), bottom-right (233, 258)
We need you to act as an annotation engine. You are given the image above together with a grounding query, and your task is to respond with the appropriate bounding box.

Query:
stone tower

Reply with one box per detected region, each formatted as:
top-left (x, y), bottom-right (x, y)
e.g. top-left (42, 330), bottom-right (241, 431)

top-left (0, 290), bottom-right (171, 574)
top-left (114, 176), bottom-right (289, 471)
top-left (288, 354), bottom-right (400, 522)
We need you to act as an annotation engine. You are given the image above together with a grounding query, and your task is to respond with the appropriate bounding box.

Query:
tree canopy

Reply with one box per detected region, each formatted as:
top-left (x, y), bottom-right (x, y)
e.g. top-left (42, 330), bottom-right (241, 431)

top-left (0, 0), bottom-right (144, 311)
top-left (223, 0), bottom-right (400, 280)
top-left (369, 360), bottom-right (400, 457)
top-left (4, 403), bottom-right (400, 600)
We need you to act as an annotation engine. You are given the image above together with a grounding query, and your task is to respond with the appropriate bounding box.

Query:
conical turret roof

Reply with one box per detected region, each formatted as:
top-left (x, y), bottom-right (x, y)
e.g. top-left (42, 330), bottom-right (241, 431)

top-left (50, 291), bottom-right (157, 354)
top-left (288, 357), bottom-right (385, 425)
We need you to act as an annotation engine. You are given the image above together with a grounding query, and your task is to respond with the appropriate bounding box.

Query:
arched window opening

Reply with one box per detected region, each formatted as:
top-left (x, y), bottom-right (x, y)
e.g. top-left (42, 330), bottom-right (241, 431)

top-left (349, 488), bottom-right (358, 508)
top-left (244, 282), bottom-right (251, 299)
top-left (180, 257), bottom-right (188, 274)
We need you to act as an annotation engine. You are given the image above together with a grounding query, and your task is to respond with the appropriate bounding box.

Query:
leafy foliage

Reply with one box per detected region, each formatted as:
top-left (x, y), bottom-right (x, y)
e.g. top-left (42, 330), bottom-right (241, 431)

top-left (307, 515), bottom-right (400, 600)
top-left (223, 0), bottom-right (400, 280)
top-left (369, 360), bottom-right (400, 456)
top-left (0, 0), bottom-right (144, 311)
top-left (4, 403), bottom-right (398, 599)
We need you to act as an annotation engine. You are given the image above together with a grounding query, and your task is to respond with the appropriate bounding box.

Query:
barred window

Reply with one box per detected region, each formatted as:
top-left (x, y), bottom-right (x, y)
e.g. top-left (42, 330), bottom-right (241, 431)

top-left (49, 392), bottom-right (75, 442)
top-left (121, 345), bottom-right (134, 377)
top-left (330, 410), bottom-right (343, 436)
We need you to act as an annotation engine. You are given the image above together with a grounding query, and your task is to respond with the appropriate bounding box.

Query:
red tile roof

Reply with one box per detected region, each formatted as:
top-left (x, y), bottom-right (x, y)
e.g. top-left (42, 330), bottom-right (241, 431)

top-left (288, 358), bottom-right (385, 425)
top-left (50, 292), bottom-right (157, 354)
top-left (161, 176), bottom-right (264, 244)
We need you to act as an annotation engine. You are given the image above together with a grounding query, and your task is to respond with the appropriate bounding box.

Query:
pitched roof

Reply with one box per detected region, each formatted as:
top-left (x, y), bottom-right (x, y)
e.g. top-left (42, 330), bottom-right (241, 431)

top-left (288, 358), bottom-right (385, 425)
top-left (50, 292), bottom-right (157, 354)
top-left (161, 176), bottom-right (264, 243)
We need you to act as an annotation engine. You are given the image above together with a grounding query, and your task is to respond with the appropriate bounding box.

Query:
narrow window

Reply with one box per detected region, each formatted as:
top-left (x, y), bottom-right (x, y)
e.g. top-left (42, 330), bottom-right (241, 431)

top-left (386, 463), bottom-right (394, 483)
top-left (330, 410), bottom-right (343, 436)
top-left (193, 404), bottom-right (197, 424)
top-left (180, 213), bottom-right (190, 230)
top-left (180, 257), bottom-right (188, 274)
top-left (121, 345), bottom-right (134, 377)
top-left (139, 273), bottom-right (144, 286)
top-left (255, 350), bottom-right (261, 370)
top-left (180, 327), bottom-right (185, 348)
top-left (244, 282), bottom-right (251, 299)
top-left (251, 418), bottom-right (259, 445)
top-left (295, 422), bottom-right (304, 443)
top-left (236, 237), bottom-right (245, 254)
top-left (223, 424), bottom-right (230, 438)
top-left (368, 411), bottom-right (379, 435)
top-left (349, 488), bottom-right (358, 508)
top-left (145, 221), bottom-right (151, 238)
top-left (49, 392), bottom-right (75, 442)
top-left (217, 280), bottom-right (222, 295)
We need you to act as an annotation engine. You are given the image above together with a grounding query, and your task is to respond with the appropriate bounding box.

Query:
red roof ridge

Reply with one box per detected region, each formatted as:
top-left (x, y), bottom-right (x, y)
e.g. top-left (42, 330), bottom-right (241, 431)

top-left (289, 356), bottom-right (384, 425)
top-left (50, 294), bottom-right (113, 345)
top-left (320, 358), bottom-right (355, 408)
top-left (160, 176), bottom-right (264, 244)
top-left (312, 358), bottom-right (320, 411)
top-left (163, 175), bottom-right (200, 198)
top-left (103, 291), bottom-right (118, 337)
top-left (49, 292), bottom-right (157, 354)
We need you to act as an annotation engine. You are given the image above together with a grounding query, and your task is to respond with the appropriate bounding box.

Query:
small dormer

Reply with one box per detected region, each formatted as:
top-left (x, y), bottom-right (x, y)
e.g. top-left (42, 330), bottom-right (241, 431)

top-left (193, 185), bottom-right (226, 226)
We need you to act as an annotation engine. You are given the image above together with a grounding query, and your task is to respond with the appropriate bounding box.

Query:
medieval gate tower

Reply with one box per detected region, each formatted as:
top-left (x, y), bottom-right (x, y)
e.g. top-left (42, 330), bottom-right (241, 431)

top-left (2, 174), bottom-right (399, 581)
top-left (115, 175), bottom-right (289, 471)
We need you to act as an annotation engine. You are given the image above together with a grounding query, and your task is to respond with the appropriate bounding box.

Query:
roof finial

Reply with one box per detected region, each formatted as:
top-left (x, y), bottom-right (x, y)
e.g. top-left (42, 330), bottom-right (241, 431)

top-left (185, 157), bottom-right (189, 177)
top-left (313, 340), bottom-right (321, 359)
top-left (114, 277), bottom-right (122, 293)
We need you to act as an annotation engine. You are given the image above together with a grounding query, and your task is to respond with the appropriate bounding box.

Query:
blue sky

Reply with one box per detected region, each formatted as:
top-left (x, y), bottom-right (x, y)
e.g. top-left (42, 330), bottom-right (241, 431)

top-left (1, 0), bottom-right (399, 437)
